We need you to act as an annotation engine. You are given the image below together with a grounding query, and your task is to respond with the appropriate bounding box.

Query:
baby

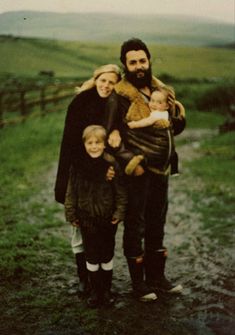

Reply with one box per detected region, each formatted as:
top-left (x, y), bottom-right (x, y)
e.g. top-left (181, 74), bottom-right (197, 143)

top-left (127, 86), bottom-right (179, 175)
top-left (128, 88), bottom-right (170, 129)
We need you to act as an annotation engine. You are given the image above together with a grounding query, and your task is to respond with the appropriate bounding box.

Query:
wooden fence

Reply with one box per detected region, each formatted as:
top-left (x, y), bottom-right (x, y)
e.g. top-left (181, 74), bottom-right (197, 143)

top-left (0, 82), bottom-right (80, 127)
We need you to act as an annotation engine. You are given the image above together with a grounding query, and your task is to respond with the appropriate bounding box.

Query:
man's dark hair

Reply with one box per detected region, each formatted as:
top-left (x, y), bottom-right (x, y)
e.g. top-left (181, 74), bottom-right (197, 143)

top-left (120, 38), bottom-right (151, 65)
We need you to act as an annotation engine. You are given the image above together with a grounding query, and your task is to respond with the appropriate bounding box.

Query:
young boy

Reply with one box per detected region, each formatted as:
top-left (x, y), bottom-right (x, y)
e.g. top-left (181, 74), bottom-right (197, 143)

top-left (126, 86), bottom-right (179, 175)
top-left (64, 125), bottom-right (127, 308)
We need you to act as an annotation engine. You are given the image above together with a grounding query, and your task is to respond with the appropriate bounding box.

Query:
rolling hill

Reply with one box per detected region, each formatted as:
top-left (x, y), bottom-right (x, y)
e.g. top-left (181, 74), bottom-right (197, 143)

top-left (1, 35), bottom-right (235, 80)
top-left (0, 11), bottom-right (234, 47)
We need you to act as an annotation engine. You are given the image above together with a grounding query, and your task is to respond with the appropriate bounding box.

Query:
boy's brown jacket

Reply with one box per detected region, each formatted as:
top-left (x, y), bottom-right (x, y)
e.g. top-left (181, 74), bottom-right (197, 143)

top-left (64, 152), bottom-right (127, 225)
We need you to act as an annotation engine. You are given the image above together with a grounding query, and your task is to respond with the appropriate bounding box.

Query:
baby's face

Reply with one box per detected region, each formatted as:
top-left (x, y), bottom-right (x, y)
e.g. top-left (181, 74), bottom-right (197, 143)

top-left (149, 91), bottom-right (169, 111)
top-left (84, 136), bottom-right (105, 158)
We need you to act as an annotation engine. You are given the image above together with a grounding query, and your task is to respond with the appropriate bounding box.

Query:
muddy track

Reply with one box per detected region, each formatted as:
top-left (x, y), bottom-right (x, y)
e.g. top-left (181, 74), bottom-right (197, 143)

top-left (42, 128), bottom-right (235, 335)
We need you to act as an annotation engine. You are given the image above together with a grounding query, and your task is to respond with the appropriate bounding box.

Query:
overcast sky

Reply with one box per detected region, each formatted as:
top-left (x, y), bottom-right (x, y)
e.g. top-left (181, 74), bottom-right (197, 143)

top-left (0, 0), bottom-right (234, 24)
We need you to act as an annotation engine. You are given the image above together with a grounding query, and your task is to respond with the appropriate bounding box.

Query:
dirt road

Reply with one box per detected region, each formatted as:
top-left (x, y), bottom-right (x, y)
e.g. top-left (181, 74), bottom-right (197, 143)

top-left (104, 129), bottom-right (235, 335)
top-left (6, 128), bottom-right (233, 335)
top-left (45, 129), bottom-right (234, 335)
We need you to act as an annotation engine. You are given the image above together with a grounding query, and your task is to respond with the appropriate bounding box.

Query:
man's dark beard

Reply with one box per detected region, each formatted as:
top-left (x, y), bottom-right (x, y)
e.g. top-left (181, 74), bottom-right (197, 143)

top-left (124, 66), bottom-right (152, 88)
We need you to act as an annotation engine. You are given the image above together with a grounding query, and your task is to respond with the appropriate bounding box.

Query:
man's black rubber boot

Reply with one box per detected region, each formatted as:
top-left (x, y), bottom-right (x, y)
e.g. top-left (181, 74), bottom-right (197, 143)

top-left (127, 257), bottom-right (157, 302)
top-left (145, 248), bottom-right (183, 294)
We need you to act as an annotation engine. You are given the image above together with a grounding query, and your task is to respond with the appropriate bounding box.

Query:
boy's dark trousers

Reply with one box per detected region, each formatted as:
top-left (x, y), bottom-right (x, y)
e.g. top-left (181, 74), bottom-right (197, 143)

top-left (81, 222), bottom-right (117, 265)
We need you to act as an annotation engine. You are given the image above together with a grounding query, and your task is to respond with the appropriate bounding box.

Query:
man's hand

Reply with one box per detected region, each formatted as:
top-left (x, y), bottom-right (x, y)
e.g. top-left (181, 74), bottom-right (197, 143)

top-left (154, 119), bottom-right (170, 129)
top-left (108, 129), bottom-right (121, 148)
top-left (106, 166), bottom-right (115, 181)
top-left (133, 164), bottom-right (145, 176)
top-left (71, 219), bottom-right (80, 227)
top-left (111, 218), bottom-right (119, 225)
top-left (167, 87), bottom-right (175, 107)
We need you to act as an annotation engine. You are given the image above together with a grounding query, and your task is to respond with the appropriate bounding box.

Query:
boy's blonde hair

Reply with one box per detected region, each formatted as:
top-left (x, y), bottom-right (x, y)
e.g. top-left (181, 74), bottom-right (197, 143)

top-left (82, 125), bottom-right (107, 143)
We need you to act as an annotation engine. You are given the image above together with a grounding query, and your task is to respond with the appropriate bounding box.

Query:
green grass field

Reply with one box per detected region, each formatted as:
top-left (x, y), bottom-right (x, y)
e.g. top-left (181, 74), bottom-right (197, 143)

top-left (1, 36), bottom-right (235, 80)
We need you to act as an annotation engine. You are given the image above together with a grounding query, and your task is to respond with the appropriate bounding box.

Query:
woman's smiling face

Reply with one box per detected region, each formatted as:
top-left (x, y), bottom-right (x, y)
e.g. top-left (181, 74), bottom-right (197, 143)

top-left (95, 72), bottom-right (119, 98)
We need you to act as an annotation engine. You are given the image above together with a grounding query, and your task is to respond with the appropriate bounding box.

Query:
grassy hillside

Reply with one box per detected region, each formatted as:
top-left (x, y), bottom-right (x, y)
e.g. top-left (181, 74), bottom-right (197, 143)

top-left (1, 36), bottom-right (235, 80)
top-left (0, 11), bottom-right (234, 47)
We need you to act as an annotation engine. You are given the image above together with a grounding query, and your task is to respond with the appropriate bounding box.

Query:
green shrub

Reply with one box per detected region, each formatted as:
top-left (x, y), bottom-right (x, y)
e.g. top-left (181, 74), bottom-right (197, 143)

top-left (196, 82), bottom-right (235, 113)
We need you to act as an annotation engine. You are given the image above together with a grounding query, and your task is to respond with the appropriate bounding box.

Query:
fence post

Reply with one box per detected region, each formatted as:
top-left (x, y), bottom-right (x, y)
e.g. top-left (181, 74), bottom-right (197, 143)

top-left (20, 90), bottom-right (26, 117)
top-left (40, 86), bottom-right (46, 115)
top-left (0, 92), bottom-right (4, 128)
top-left (53, 86), bottom-right (60, 106)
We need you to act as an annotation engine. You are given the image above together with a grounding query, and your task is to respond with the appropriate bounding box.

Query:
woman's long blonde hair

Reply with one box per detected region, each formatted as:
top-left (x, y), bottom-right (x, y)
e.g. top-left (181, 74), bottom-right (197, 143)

top-left (75, 64), bottom-right (121, 94)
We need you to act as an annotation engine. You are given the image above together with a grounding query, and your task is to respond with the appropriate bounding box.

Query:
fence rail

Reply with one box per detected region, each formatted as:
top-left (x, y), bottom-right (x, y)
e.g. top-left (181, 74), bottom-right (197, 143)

top-left (0, 82), bottom-right (80, 127)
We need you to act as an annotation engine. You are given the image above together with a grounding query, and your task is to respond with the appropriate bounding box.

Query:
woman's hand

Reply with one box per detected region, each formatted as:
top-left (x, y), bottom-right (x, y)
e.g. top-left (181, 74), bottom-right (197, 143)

top-left (108, 129), bottom-right (121, 148)
top-left (106, 166), bottom-right (115, 181)
top-left (133, 164), bottom-right (145, 176)
top-left (167, 87), bottom-right (175, 107)
top-left (71, 219), bottom-right (80, 227)
top-left (111, 218), bottom-right (120, 225)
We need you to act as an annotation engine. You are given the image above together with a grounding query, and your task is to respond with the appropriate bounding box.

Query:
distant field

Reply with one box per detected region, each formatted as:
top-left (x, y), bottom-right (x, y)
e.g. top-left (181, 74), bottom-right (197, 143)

top-left (1, 36), bottom-right (235, 80)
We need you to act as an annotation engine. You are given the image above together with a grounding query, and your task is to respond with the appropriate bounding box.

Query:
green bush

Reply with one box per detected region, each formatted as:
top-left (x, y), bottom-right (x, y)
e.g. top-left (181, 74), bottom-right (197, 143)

top-left (196, 82), bottom-right (235, 113)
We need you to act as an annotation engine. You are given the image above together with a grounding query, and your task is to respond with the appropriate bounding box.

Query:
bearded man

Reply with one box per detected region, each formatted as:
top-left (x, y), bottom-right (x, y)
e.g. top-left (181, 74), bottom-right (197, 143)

top-left (114, 38), bottom-right (186, 302)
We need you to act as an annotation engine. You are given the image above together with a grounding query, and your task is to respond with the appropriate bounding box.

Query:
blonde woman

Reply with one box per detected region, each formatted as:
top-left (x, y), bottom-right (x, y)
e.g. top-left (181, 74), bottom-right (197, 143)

top-left (55, 64), bottom-right (122, 295)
